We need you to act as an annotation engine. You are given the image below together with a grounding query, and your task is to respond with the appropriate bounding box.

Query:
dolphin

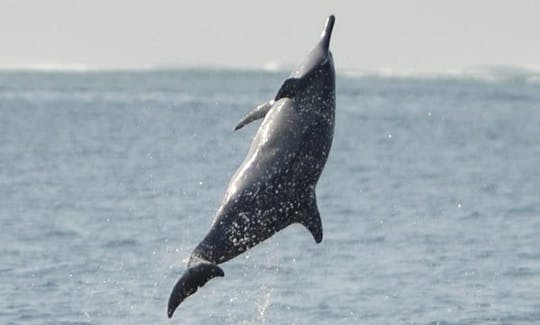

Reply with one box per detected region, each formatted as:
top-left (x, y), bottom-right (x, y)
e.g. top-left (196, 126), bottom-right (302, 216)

top-left (167, 15), bottom-right (336, 318)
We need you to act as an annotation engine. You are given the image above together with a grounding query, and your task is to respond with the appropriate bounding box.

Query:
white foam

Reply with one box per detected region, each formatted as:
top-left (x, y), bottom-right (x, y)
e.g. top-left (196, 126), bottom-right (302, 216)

top-left (261, 61), bottom-right (293, 72)
top-left (340, 65), bottom-right (540, 83)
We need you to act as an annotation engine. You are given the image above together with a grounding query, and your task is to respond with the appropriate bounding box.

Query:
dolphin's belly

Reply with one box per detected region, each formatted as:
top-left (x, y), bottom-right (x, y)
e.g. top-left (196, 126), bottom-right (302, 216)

top-left (192, 101), bottom-right (334, 265)
top-left (226, 98), bottom-right (334, 202)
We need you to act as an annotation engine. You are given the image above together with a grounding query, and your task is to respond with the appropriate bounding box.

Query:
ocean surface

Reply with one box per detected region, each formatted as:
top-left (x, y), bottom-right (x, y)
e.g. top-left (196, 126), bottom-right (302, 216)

top-left (1, 69), bottom-right (539, 324)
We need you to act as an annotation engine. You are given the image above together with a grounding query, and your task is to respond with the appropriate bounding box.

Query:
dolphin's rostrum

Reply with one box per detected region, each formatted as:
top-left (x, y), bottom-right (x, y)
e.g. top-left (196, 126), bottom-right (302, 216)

top-left (168, 15), bottom-right (336, 318)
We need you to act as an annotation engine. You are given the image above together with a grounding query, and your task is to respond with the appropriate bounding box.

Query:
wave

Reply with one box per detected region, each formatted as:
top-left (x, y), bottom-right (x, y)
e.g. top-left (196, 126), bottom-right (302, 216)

top-left (0, 63), bottom-right (156, 72)
top-left (261, 61), bottom-right (294, 72)
top-left (3, 63), bottom-right (539, 84)
top-left (0, 63), bottom-right (93, 72)
top-left (341, 65), bottom-right (540, 84)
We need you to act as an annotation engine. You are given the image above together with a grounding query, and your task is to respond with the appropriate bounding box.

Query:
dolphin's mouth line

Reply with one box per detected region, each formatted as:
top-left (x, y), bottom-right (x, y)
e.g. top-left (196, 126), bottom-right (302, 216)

top-left (320, 56), bottom-right (330, 66)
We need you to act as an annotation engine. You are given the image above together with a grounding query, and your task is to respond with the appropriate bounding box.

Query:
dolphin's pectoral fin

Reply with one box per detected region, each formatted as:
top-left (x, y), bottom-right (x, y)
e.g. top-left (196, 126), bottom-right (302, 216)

top-left (234, 77), bottom-right (304, 131)
top-left (167, 262), bottom-right (224, 318)
top-left (296, 193), bottom-right (323, 243)
top-left (274, 78), bottom-right (302, 101)
top-left (234, 100), bottom-right (274, 131)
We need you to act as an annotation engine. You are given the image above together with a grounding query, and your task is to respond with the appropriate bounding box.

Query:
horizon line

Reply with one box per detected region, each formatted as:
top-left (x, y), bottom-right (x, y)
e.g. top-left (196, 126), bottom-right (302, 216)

top-left (1, 63), bottom-right (539, 83)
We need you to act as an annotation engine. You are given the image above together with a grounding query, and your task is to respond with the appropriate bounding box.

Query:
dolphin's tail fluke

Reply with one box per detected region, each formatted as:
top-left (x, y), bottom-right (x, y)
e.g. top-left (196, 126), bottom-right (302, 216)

top-left (167, 262), bottom-right (224, 318)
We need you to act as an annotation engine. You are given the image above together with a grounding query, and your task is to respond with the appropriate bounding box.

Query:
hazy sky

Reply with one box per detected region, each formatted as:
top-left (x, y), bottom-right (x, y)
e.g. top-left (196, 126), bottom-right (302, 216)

top-left (1, 0), bottom-right (539, 71)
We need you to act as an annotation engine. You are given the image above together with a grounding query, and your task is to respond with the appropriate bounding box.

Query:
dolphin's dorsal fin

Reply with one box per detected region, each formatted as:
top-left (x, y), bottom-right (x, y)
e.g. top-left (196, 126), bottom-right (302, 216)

top-left (274, 78), bottom-right (302, 101)
top-left (296, 190), bottom-right (323, 243)
top-left (234, 100), bottom-right (274, 131)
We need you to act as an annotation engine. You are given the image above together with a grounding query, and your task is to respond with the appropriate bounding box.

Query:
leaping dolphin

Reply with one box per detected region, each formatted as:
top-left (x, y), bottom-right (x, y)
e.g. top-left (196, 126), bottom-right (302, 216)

top-left (168, 15), bottom-right (336, 318)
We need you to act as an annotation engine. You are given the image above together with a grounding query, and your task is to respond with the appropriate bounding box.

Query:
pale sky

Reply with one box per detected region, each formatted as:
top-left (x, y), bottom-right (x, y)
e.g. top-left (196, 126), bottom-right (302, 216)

top-left (1, 0), bottom-right (539, 72)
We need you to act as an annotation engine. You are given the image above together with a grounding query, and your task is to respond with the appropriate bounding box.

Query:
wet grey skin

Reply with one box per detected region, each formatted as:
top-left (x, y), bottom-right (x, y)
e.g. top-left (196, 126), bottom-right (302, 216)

top-left (168, 15), bottom-right (336, 318)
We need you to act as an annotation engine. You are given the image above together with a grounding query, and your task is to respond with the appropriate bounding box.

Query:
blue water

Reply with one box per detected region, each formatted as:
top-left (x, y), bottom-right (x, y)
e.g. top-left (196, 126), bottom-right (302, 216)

top-left (1, 70), bottom-right (539, 324)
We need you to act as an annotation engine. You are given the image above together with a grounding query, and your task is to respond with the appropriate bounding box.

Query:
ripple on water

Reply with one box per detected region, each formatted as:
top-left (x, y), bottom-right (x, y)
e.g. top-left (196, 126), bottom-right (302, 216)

top-left (2, 71), bottom-right (540, 324)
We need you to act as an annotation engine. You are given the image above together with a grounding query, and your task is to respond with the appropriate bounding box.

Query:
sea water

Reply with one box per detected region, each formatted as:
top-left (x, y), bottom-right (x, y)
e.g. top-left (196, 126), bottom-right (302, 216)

top-left (1, 69), bottom-right (539, 324)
